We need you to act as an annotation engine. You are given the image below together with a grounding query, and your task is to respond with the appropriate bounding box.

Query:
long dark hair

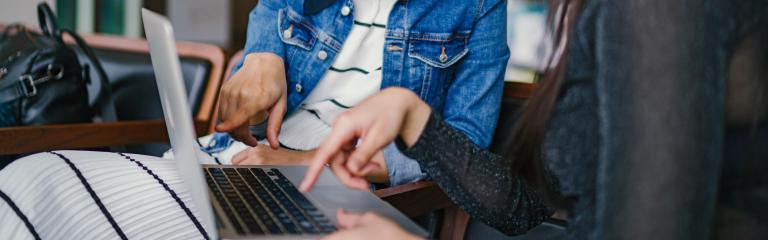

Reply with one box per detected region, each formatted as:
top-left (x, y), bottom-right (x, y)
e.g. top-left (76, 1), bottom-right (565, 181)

top-left (505, 0), bottom-right (584, 208)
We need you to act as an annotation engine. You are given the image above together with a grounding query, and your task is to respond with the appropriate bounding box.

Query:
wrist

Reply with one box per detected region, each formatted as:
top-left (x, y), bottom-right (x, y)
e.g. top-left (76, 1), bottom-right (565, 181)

top-left (400, 91), bottom-right (431, 147)
top-left (245, 52), bottom-right (283, 63)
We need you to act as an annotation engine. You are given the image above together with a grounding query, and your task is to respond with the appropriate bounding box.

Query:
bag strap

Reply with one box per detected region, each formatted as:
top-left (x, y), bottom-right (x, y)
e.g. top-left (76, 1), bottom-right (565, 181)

top-left (37, 3), bottom-right (63, 43)
top-left (35, 2), bottom-right (116, 122)
top-left (61, 30), bottom-right (124, 152)
top-left (60, 29), bottom-right (118, 123)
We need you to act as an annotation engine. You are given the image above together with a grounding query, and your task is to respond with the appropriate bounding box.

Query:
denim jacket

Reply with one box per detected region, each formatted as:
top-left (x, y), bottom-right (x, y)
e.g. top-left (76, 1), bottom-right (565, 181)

top-left (230, 0), bottom-right (508, 185)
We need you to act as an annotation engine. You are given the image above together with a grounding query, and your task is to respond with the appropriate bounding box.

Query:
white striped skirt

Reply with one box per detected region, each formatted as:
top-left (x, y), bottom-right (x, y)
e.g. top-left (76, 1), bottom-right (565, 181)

top-left (0, 151), bottom-right (209, 240)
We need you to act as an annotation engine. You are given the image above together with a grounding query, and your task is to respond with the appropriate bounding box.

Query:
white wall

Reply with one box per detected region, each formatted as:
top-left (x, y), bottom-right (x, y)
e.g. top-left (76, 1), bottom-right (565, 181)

top-left (0, 0), bottom-right (57, 26)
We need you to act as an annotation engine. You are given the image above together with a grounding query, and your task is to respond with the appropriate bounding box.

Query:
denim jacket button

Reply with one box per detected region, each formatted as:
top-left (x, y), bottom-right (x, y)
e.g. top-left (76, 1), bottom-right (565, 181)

top-left (439, 53), bottom-right (449, 62)
top-left (439, 47), bottom-right (449, 62)
top-left (317, 50), bottom-right (328, 60)
top-left (295, 83), bottom-right (303, 93)
top-left (341, 6), bottom-right (351, 16)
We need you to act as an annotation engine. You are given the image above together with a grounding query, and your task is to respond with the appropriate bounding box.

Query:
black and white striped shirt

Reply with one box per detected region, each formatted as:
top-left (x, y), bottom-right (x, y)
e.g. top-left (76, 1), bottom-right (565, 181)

top-left (279, 0), bottom-right (397, 150)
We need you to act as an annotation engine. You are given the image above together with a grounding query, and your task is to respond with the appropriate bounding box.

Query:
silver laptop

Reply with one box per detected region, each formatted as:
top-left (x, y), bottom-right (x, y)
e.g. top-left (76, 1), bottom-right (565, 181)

top-left (141, 9), bottom-right (427, 239)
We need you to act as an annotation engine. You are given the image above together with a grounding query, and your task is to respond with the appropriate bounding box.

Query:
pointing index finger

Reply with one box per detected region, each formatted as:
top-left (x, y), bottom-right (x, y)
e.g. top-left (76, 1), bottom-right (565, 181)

top-left (300, 123), bottom-right (358, 192)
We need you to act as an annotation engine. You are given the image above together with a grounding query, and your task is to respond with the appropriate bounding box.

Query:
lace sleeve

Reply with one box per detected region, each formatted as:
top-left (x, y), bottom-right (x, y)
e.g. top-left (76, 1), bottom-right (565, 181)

top-left (396, 112), bottom-right (552, 235)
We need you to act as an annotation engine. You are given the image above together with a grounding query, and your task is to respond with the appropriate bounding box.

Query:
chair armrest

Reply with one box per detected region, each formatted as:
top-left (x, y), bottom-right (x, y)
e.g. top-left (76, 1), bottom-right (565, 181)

top-left (504, 81), bottom-right (537, 99)
top-left (375, 181), bottom-right (471, 240)
top-left (374, 181), bottom-right (454, 217)
top-left (0, 120), bottom-right (209, 155)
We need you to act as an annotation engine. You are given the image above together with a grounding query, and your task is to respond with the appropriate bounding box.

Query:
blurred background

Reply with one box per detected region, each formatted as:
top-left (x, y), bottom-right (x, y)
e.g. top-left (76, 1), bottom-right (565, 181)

top-left (1, 0), bottom-right (257, 57)
top-left (0, 0), bottom-right (549, 83)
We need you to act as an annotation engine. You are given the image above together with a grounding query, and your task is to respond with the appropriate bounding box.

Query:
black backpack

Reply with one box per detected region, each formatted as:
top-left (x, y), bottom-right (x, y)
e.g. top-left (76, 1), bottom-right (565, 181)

top-left (0, 2), bottom-right (116, 127)
top-left (0, 3), bottom-right (116, 165)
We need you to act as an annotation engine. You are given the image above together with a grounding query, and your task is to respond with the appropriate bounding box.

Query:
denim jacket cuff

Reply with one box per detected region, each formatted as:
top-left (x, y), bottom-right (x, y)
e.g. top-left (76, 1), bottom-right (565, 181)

top-left (384, 142), bottom-right (428, 186)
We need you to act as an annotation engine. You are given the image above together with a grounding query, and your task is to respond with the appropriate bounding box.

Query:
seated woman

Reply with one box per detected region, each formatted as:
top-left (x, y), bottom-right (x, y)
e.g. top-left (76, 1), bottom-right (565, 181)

top-left (210, 0), bottom-right (508, 187)
top-left (301, 0), bottom-right (768, 239)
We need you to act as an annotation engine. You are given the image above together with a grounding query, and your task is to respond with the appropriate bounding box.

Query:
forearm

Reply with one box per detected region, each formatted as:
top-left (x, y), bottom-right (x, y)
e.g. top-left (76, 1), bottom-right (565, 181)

top-left (396, 112), bottom-right (550, 235)
top-left (379, 96), bottom-right (431, 186)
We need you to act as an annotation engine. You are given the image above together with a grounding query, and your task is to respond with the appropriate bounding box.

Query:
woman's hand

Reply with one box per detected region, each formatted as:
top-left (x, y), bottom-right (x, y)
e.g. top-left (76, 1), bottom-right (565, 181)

top-left (233, 145), bottom-right (392, 183)
top-left (216, 52), bottom-right (287, 148)
top-left (300, 87), bottom-right (431, 192)
top-left (323, 210), bottom-right (422, 240)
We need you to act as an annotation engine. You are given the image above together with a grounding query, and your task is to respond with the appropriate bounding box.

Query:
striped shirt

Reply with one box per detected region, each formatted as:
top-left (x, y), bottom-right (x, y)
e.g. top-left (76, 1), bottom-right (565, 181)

top-left (279, 0), bottom-right (397, 150)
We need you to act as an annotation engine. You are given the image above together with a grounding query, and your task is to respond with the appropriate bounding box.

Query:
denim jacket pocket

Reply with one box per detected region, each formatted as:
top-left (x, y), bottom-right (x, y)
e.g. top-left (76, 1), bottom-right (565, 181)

top-left (407, 32), bottom-right (470, 69)
top-left (405, 31), bottom-right (470, 106)
top-left (278, 8), bottom-right (317, 50)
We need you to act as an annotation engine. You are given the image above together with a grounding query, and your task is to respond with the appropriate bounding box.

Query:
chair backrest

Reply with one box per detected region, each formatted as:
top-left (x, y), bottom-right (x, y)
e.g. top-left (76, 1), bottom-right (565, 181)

top-left (0, 26), bottom-right (224, 156)
top-left (489, 82), bottom-right (537, 154)
top-left (223, 50), bottom-right (244, 81)
top-left (76, 34), bottom-right (224, 155)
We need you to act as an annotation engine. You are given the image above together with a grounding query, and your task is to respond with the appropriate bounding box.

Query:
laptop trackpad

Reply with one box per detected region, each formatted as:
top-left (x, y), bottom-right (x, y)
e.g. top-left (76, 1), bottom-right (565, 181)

top-left (309, 186), bottom-right (389, 211)
top-left (309, 186), bottom-right (427, 236)
top-left (278, 166), bottom-right (398, 211)
top-left (277, 165), bottom-right (338, 187)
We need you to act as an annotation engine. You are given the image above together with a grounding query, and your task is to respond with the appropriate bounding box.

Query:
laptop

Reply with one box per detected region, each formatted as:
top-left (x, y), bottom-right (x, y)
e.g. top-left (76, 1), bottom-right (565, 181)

top-left (141, 9), bottom-right (428, 239)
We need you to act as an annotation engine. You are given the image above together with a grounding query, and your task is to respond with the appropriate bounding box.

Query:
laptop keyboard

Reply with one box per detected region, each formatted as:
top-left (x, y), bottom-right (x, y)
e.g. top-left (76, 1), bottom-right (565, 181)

top-left (205, 167), bottom-right (337, 235)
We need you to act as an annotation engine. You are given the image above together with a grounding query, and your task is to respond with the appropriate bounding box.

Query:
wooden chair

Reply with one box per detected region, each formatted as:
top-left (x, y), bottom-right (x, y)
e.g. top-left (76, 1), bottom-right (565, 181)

top-left (0, 32), bottom-right (224, 155)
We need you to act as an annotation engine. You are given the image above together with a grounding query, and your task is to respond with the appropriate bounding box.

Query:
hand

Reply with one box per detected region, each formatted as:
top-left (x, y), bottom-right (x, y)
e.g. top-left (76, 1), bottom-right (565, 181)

top-left (232, 145), bottom-right (390, 184)
top-left (232, 145), bottom-right (314, 165)
top-left (300, 87), bottom-right (431, 192)
top-left (323, 209), bottom-right (421, 240)
top-left (216, 52), bottom-right (287, 148)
